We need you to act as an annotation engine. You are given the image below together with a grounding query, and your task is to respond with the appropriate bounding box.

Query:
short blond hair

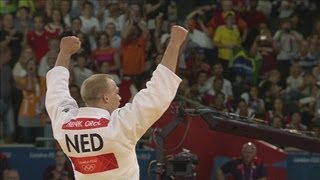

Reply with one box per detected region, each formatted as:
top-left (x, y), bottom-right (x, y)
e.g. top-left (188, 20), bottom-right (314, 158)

top-left (80, 74), bottom-right (112, 106)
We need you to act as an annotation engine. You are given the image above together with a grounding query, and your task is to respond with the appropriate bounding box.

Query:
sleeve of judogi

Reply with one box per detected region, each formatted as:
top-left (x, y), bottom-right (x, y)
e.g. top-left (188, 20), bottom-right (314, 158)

top-left (45, 66), bottom-right (78, 128)
top-left (115, 64), bottom-right (181, 142)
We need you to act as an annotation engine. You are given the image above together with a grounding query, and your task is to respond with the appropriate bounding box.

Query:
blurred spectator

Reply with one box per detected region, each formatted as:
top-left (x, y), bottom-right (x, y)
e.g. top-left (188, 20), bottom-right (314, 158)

top-left (0, 13), bottom-right (24, 67)
top-left (44, 8), bottom-right (65, 35)
top-left (278, 0), bottom-right (295, 19)
top-left (0, 46), bottom-right (15, 143)
top-left (297, 39), bottom-right (318, 73)
top-left (216, 142), bottom-right (267, 180)
top-left (265, 98), bottom-right (290, 125)
top-left (177, 76), bottom-right (203, 105)
top-left (153, 14), bottom-right (173, 55)
top-left (185, 8), bottom-right (213, 49)
top-left (286, 112), bottom-right (307, 131)
top-left (104, 22), bottom-right (121, 49)
top-left (256, 0), bottom-right (273, 18)
top-left (70, 0), bottom-right (87, 18)
top-left (194, 71), bottom-right (210, 97)
top-left (144, 0), bottom-right (168, 31)
top-left (79, 1), bottom-right (100, 36)
top-left (3, 168), bottom-right (20, 180)
top-left (92, 32), bottom-right (120, 73)
top-left (207, 0), bottom-right (248, 41)
top-left (235, 99), bottom-right (255, 117)
top-left (38, 49), bottom-right (58, 104)
top-left (119, 76), bottom-right (138, 107)
top-left (12, 47), bottom-right (36, 130)
top-left (213, 11), bottom-right (241, 70)
top-left (98, 61), bottom-right (121, 85)
top-left (17, 59), bottom-right (42, 144)
top-left (14, 6), bottom-right (34, 36)
top-left (270, 116), bottom-right (284, 129)
top-left (259, 69), bottom-right (282, 110)
top-left (206, 77), bottom-right (223, 96)
top-left (59, 0), bottom-right (72, 28)
top-left (62, 17), bottom-right (82, 37)
top-left (242, 0), bottom-right (267, 48)
top-left (167, 0), bottom-right (177, 22)
top-left (72, 53), bottom-right (94, 88)
top-left (43, 150), bottom-right (74, 180)
top-left (75, 31), bottom-right (92, 56)
top-left (299, 84), bottom-right (319, 128)
top-left (312, 60), bottom-right (320, 82)
top-left (69, 84), bottom-right (85, 107)
top-left (38, 45), bottom-right (59, 78)
top-left (249, 25), bottom-right (277, 78)
top-left (273, 19), bottom-right (303, 83)
top-left (299, 73), bottom-right (317, 97)
top-left (27, 14), bottom-right (58, 63)
top-left (205, 92), bottom-right (230, 112)
top-left (240, 85), bottom-right (265, 117)
top-left (97, 1), bottom-right (126, 34)
top-left (284, 62), bottom-right (303, 101)
top-left (185, 48), bottom-right (211, 81)
top-left (121, 4), bottom-right (149, 88)
top-left (42, 0), bottom-right (55, 22)
top-left (204, 63), bottom-right (233, 102)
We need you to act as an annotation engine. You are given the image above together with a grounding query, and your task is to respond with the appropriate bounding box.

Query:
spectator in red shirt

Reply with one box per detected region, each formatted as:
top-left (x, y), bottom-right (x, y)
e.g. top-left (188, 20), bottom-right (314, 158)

top-left (27, 14), bottom-right (58, 64)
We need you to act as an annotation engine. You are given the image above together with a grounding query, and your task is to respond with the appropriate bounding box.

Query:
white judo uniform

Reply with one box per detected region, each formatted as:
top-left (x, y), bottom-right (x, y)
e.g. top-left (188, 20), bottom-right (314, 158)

top-left (45, 64), bottom-right (181, 180)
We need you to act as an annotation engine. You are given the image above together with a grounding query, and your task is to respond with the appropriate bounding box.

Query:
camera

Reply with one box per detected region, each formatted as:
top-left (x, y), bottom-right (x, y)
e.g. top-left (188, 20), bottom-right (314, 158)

top-left (165, 150), bottom-right (198, 179)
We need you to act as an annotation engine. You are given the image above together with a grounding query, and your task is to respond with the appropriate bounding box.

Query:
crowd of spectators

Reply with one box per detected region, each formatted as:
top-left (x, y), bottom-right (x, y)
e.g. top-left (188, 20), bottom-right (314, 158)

top-left (0, 0), bottom-right (319, 148)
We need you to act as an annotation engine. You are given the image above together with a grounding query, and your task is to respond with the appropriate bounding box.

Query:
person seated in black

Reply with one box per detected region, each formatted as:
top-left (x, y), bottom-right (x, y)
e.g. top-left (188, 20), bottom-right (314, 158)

top-left (216, 142), bottom-right (267, 180)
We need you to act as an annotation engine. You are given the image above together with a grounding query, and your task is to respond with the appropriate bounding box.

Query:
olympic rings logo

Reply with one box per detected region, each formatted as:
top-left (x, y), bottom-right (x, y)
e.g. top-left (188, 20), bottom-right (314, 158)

top-left (81, 164), bottom-right (96, 172)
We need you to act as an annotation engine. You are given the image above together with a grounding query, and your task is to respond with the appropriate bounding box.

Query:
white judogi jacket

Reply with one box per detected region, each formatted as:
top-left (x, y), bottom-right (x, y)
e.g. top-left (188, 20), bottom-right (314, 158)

top-left (45, 64), bottom-right (181, 180)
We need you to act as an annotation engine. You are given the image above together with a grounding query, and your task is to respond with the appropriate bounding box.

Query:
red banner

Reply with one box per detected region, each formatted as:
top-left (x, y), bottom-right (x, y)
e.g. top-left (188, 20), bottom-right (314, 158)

top-left (69, 153), bottom-right (119, 174)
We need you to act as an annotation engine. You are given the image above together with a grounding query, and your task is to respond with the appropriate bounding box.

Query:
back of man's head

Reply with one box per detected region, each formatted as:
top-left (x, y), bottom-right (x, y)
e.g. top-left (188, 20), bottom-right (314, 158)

top-left (80, 74), bottom-right (112, 106)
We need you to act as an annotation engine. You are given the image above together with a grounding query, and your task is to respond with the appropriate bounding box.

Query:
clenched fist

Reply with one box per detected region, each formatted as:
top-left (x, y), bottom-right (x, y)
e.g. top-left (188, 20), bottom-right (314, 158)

top-left (60, 36), bottom-right (81, 55)
top-left (170, 25), bottom-right (188, 46)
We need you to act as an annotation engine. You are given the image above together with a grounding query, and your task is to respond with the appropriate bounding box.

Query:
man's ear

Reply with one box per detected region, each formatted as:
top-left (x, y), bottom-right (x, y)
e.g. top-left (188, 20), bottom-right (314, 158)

top-left (102, 94), bottom-right (109, 103)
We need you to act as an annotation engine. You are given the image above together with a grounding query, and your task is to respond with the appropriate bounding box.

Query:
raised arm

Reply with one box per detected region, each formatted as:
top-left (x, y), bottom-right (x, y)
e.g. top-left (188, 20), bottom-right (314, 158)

top-left (55, 36), bottom-right (81, 68)
top-left (160, 25), bottom-right (188, 72)
top-left (45, 37), bottom-right (81, 126)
